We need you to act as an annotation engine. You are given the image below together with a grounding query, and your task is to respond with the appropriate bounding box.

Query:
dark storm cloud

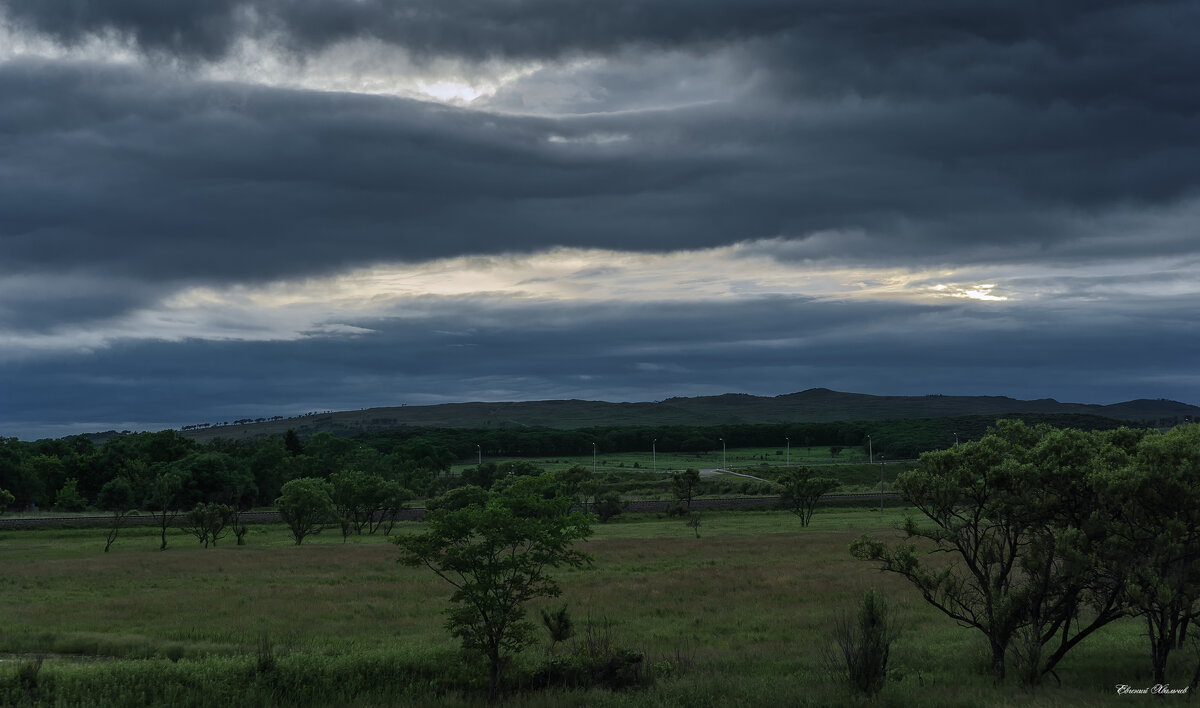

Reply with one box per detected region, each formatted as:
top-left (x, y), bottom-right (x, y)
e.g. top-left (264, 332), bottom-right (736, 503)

top-left (3, 0), bottom-right (1198, 436)
top-left (5, 293), bottom-right (1198, 439)
top-left (2, 0), bottom-right (1196, 304)
top-left (3, 58), bottom-right (1196, 297)
top-left (8, 1), bottom-right (1197, 112)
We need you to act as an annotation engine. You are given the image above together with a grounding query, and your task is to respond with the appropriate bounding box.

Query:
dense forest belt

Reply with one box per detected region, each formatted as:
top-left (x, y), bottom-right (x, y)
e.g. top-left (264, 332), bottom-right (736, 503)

top-left (0, 493), bottom-right (901, 530)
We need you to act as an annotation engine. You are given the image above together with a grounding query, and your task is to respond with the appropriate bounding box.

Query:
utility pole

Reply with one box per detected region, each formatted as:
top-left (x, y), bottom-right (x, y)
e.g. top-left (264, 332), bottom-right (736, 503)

top-left (880, 458), bottom-right (886, 512)
top-left (785, 436), bottom-right (790, 466)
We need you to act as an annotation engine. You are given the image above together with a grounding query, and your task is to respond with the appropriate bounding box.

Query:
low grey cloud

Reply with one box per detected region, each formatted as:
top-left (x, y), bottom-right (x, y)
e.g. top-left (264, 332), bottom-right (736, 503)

top-left (3, 59), bottom-right (1195, 292)
top-left (4, 294), bottom-right (1197, 439)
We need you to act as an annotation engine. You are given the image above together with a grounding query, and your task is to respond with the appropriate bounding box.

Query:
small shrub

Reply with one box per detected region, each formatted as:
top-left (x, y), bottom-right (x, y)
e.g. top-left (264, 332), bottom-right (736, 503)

top-left (17, 656), bottom-right (43, 704)
top-left (829, 589), bottom-right (900, 697)
top-left (541, 605), bottom-right (574, 653)
top-left (594, 492), bottom-right (625, 523)
top-left (533, 616), bottom-right (647, 691)
top-left (256, 632), bottom-right (277, 675)
top-left (1009, 625), bottom-right (1043, 687)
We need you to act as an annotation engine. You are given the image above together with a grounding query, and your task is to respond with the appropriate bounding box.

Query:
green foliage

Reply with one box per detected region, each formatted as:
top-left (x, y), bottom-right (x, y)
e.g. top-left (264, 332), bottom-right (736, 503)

top-left (396, 473), bottom-right (593, 701)
top-left (0, 486), bottom-right (14, 512)
top-left (533, 616), bottom-right (648, 691)
top-left (283, 429), bottom-right (303, 456)
top-left (831, 589), bottom-right (899, 696)
top-left (97, 477), bottom-right (135, 512)
top-left (852, 420), bottom-right (1137, 685)
top-left (594, 492), bottom-right (625, 523)
top-left (97, 477), bottom-right (136, 553)
top-left (557, 464), bottom-right (596, 510)
top-left (672, 468), bottom-right (700, 510)
top-left (54, 478), bottom-right (88, 512)
top-left (275, 477), bottom-right (334, 545)
top-left (147, 471), bottom-right (184, 550)
top-left (327, 469), bottom-right (413, 538)
top-left (1095, 423), bottom-right (1200, 686)
top-left (184, 502), bottom-right (235, 548)
top-left (540, 604), bottom-right (574, 650)
top-left (776, 467), bottom-right (839, 526)
top-left (172, 451), bottom-right (255, 508)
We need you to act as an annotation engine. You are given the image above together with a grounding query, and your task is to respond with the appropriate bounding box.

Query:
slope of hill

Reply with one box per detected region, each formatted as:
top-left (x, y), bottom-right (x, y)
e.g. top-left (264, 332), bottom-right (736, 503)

top-left (175, 389), bottom-right (1199, 442)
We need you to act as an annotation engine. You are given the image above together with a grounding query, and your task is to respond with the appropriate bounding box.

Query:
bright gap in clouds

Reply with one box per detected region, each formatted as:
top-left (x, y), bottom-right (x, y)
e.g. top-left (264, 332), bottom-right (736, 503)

top-left (4, 241), bottom-right (1198, 360)
top-left (2, 244), bottom-right (1035, 358)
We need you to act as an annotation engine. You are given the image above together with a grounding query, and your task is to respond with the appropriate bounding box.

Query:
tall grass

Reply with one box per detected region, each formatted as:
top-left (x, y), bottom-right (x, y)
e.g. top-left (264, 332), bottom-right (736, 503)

top-left (0, 510), bottom-right (1158, 705)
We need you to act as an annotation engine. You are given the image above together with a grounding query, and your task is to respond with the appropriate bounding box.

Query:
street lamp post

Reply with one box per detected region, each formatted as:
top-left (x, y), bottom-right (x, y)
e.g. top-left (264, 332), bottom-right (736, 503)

top-left (720, 437), bottom-right (726, 471)
top-left (652, 439), bottom-right (657, 473)
top-left (786, 436), bottom-right (790, 466)
top-left (954, 432), bottom-right (960, 447)
top-left (868, 434), bottom-right (873, 464)
top-left (880, 458), bottom-right (886, 513)
top-left (592, 442), bottom-right (597, 476)
top-left (476, 444), bottom-right (481, 466)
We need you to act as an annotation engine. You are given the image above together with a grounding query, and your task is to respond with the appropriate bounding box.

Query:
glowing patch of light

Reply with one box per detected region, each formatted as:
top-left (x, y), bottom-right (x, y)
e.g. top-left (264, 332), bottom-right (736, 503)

top-left (3, 244), bottom-right (1031, 359)
top-left (547, 133), bottom-right (630, 145)
top-left (931, 283), bottom-right (1009, 301)
top-left (415, 80), bottom-right (490, 103)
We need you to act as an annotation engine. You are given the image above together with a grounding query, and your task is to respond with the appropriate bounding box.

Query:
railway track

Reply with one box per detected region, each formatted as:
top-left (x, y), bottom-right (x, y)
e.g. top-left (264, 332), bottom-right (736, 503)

top-left (0, 493), bottom-right (902, 530)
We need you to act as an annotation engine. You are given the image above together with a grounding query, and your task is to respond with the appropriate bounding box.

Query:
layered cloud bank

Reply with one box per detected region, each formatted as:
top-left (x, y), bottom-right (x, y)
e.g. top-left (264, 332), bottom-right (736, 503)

top-left (2, 1), bottom-right (1197, 438)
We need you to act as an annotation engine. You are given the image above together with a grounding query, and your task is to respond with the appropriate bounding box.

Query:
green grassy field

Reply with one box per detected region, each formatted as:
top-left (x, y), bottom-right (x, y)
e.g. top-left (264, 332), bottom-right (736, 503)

top-left (0, 509), bottom-right (1165, 706)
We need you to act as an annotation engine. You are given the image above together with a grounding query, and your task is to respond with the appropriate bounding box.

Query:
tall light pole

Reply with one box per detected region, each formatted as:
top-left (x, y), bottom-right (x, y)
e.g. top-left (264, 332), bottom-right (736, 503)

top-left (880, 458), bottom-right (886, 513)
top-left (720, 437), bottom-right (726, 471)
top-left (476, 444), bottom-right (481, 466)
top-left (652, 438), bottom-right (657, 473)
top-left (954, 432), bottom-right (960, 447)
top-left (592, 442), bottom-right (597, 475)
top-left (868, 434), bottom-right (873, 464)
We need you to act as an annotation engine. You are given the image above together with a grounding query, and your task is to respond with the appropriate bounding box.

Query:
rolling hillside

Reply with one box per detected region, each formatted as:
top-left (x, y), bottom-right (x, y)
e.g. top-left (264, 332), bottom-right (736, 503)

top-left (174, 389), bottom-right (1199, 442)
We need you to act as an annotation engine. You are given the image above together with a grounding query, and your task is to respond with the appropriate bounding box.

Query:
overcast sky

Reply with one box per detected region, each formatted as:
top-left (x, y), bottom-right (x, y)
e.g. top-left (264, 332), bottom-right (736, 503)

top-left (2, 1), bottom-right (1198, 440)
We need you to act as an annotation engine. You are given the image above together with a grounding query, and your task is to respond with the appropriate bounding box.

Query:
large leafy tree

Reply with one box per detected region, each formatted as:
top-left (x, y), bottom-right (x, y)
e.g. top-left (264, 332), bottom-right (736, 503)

top-left (395, 474), bottom-right (592, 702)
top-left (173, 451), bottom-right (255, 508)
top-left (330, 469), bottom-right (380, 538)
top-left (851, 421), bottom-right (1131, 684)
top-left (1097, 424), bottom-right (1200, 687)
top-left (276, 477), bottom-right (334, 545)
top-left (777, 467), bottom-right (839, 527)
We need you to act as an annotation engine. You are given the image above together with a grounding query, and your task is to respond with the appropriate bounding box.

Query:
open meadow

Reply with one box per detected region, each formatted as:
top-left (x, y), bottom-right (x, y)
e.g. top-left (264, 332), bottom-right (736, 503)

top-left (0, 508), bottom-right (1165, 706)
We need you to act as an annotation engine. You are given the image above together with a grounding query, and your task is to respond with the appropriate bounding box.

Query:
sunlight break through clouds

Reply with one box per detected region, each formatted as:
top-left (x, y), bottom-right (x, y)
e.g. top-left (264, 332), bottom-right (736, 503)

top-left (1, 244), bottom-right (1078, 359)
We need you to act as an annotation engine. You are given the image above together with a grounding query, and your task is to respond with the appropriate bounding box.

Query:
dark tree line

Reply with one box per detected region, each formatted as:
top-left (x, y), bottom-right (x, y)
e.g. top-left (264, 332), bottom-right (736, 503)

top-left (0, 412), bottom-right (1130, 517)
top-left (0, 429), bottom-right (453, 516)
top-left (352, 412), bottom-right (1128, 462)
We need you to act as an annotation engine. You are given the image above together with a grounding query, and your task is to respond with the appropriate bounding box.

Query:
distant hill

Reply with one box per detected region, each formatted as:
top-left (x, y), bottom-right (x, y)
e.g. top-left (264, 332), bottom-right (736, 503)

top-left (174, 389), bottom-right (1200, 443)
